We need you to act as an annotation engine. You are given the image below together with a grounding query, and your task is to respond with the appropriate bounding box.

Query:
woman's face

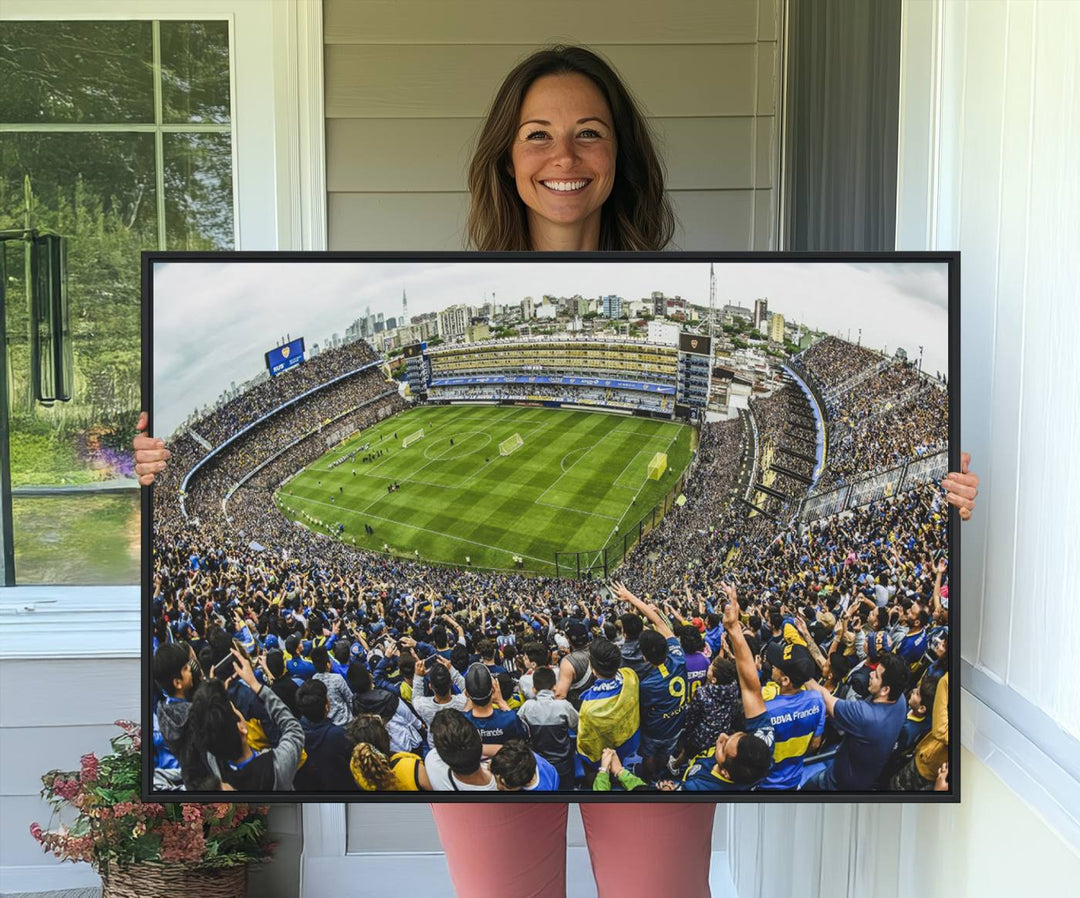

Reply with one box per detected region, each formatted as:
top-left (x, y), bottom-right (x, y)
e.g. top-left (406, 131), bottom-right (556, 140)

top-left (509, 73), bottom-right (617, 249)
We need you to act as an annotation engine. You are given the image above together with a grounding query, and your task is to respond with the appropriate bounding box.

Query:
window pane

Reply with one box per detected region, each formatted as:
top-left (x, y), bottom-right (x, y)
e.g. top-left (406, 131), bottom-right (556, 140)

top-left (160, 20), bottom-right (232, 124)
top-left (163, 133), bottom-right (235, 250)
top-left (1, 131), bottom-right (152, 513)
top-left (0, 21), bottom-right (154, 124)
top-left (1, 19), bottom-right (234, 586)
top-left (12, 493), bottom-right (140, 585)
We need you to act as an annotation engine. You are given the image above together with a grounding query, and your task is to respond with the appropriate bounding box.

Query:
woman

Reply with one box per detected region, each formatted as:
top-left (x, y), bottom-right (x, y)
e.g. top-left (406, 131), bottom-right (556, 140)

top-left (185, 649), bottom-right (304, 791)
top-left (135, 43), bottom-right (979, 898)
top-left (348, 713), bottom-right (431, 792)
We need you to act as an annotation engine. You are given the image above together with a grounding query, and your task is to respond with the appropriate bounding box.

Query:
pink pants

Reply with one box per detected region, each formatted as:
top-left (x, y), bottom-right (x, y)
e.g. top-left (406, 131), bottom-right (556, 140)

top-left (431, 803), bottom-right (716, 898)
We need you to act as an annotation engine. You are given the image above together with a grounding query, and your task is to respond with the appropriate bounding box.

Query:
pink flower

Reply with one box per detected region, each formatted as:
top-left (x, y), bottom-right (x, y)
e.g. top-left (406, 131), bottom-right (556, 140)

top-left (52, 777), bottom-right (80, 801)
top-left (80, 753), bottom-right (100, 782)
top-left (112, 800), bottom-right (138, 818)
top-left (160, 821), bottom-right (206, 864)
top-left (29, 822), bottom-right (43, 842)
top-left (181, 805), bottom-right (203, 824)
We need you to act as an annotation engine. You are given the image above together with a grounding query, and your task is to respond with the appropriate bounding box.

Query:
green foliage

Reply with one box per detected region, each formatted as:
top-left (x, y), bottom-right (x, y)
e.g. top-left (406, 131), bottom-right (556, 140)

top-left (31, 721), bottom-right (273, 872)
top-left (2, 22), bottom-right (233, 489)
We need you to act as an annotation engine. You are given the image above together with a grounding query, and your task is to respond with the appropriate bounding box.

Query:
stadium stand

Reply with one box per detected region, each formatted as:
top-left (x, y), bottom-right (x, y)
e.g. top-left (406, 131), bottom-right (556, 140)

top-left (151, 334), bottom-right (952, 797)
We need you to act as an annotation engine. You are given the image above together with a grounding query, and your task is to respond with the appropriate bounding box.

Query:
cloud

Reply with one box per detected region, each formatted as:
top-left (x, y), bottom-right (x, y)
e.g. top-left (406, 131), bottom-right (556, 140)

top-left (150, 257), bottom-right (951, 435)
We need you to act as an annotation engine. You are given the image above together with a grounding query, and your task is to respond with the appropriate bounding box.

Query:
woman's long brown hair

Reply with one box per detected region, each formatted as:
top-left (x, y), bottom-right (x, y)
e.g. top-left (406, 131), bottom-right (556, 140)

top-left (467, 46), bottom-right (675, 252)
top-left (347, 713), bottom-right (395, 791)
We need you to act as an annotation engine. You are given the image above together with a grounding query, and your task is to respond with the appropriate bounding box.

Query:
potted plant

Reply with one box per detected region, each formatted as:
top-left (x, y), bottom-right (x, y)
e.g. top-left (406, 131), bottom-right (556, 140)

top-left (30, 719), bottom-right (273, 897)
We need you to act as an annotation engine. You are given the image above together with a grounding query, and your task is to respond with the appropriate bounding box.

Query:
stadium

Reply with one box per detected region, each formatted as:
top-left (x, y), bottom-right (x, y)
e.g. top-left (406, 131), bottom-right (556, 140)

top-left (152, 306), bottom-right (952, 797)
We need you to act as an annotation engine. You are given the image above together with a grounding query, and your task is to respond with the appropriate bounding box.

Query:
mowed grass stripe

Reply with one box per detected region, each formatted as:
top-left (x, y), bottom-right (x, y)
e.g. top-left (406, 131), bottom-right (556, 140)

top-left (275, 405), bottom-right (690, 573)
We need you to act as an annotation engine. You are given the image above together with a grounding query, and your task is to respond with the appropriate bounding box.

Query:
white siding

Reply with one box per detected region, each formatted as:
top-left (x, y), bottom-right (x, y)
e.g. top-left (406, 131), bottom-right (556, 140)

top-left (323, 0), bottom-right (782, 251)
top-left (0, 592), bottom-right (300, 897)
top-left (729, 1), bottom-right (1080, 892)
top-left (897, 0), bottom-right (1080, 735)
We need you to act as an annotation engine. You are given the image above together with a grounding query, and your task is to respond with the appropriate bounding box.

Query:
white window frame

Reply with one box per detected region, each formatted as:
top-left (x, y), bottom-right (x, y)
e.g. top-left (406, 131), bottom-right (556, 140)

top-left (1, 0), bottom-right (326, 253)
top-left (894, 0), bottom-right (1080, 851)
top-left (0, 0), bottom-right (326, 628)
top-left (0, 11), bottom-right (324, 890)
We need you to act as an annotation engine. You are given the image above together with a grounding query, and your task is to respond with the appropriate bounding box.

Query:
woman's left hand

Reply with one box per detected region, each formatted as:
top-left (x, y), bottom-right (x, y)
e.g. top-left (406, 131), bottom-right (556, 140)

top-left (942, 451), bottom-right (979, 521)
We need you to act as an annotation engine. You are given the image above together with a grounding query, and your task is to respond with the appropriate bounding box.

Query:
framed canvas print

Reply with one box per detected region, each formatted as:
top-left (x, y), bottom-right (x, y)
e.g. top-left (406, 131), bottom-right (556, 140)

top-left (143, 251), bottom-right (959, 804)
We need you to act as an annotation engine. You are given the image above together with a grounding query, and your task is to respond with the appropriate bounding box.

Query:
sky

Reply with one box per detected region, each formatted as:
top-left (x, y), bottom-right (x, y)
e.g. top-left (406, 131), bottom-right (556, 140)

top-left (152, 258), bottom-right (949, 437)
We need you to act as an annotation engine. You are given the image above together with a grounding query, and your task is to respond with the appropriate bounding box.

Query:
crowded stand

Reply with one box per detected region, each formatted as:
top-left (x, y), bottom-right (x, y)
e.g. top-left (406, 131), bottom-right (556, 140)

top-left (430, 381), bottom-right (672, 414)
top-left (426, 337), bottom-right (678, 418)
top-left (795, 336), bottom-right (882, 393)
top-left (429, 337), bottom-right (678, 382)
top-left (747, 382), bottom-right (817, 515)
top-left (152, 333), bottom-right (952, 794)
top-left (789, 337), bottom-right (949, 495)
top-left (182, 340), bottom-right (378, 447)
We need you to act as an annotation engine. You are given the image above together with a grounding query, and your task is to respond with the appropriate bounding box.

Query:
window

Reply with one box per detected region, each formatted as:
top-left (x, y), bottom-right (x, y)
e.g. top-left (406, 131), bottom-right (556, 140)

top-left (0, 19), bottom-right (235, 584)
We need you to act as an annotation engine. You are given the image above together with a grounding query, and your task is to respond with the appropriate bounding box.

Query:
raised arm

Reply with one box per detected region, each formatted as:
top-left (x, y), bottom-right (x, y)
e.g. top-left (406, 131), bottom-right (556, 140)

top-left (794, 616), bottom-right (828, 673)
top-left (614, 581), bottom-right (673, 639)
top-left (931, 558), bottom-right (946, 615)
top-left (666, 597), bottom-right (687, 626)
top-left (720, 584), bottom-right (765, 719)
top-left (432, 654), bottom-right (466, 692)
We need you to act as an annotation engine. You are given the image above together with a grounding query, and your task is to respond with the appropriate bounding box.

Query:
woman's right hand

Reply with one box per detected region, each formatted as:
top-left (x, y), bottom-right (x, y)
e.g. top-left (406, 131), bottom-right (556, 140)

top-left (133, 411), bottom-right (170, 486)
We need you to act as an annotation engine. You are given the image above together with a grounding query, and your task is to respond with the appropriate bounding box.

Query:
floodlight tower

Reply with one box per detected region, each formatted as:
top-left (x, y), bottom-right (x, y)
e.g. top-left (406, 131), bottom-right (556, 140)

top-left (708, 262), bottom-right (717, 337)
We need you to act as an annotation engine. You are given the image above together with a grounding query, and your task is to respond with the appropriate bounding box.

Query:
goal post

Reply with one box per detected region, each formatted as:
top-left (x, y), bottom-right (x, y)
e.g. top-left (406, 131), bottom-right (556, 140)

top-left (402, 429), bottom-right (425, 448)
top-left (647, 451), bottom-right (668, 480)
top-left (499, 432), bottom-right (524, 456)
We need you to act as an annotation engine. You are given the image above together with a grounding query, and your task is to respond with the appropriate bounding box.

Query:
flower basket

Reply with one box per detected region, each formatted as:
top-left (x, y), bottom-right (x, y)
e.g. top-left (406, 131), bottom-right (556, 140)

top-left (31, 720), bottom-right (274, 889)
top-left (101, 861), bottom-right (247, 898)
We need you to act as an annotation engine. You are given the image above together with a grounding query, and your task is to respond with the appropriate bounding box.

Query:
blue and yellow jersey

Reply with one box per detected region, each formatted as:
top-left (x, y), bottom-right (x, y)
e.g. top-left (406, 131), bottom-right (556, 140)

top-left (638, 636), bottom-right (689, 743)
top-left (680, 747), bottom-right (742, 792)
top-left (576, 667), bottom-right (640, 765)
top-left (756, 689), bottom-right (826, 790)
top-left (680, 712), bottom-right (775, 792)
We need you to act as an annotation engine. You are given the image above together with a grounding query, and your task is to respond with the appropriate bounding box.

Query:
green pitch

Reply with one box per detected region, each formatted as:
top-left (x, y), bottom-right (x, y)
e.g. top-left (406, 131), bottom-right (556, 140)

top-left (274, 405), bottom-right (693, 575)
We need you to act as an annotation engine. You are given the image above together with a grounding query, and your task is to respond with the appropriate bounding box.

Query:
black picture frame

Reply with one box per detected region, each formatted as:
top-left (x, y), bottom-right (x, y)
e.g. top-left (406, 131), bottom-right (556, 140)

top-left (142, 249), bottom-right (960, 805)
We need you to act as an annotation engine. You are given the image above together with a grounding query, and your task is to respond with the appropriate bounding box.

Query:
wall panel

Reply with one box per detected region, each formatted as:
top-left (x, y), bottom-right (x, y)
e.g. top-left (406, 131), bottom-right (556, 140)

top-left (324, 0), bottom-right (782, 252)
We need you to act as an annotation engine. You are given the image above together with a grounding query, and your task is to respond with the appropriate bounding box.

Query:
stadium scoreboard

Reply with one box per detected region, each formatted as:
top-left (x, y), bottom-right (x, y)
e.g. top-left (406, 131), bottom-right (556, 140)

top-left (403, 341), bottom-right (431, 395)
top-left (265, 337), bottom-right (306, 377)
top-left (678, 332), bottom-right (712, 356)
top-left (676, 331), bottom-right (712, 411)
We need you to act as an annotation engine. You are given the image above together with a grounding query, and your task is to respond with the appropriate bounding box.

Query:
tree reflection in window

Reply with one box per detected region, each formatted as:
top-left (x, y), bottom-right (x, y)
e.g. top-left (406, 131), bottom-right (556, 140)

top-left (0, 20), bottom-right (234, 584)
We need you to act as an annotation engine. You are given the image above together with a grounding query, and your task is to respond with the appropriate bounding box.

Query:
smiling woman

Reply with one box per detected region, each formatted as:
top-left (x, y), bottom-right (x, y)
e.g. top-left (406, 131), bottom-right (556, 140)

top-left (509, 73), bottom-right (617, 250)
top-left (466, 45), bottom-right (674, 252)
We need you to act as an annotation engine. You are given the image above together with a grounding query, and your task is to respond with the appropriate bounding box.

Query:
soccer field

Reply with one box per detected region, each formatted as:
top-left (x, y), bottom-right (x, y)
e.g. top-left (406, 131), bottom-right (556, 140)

top-left (274, 405), bottom-right (693, 574)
